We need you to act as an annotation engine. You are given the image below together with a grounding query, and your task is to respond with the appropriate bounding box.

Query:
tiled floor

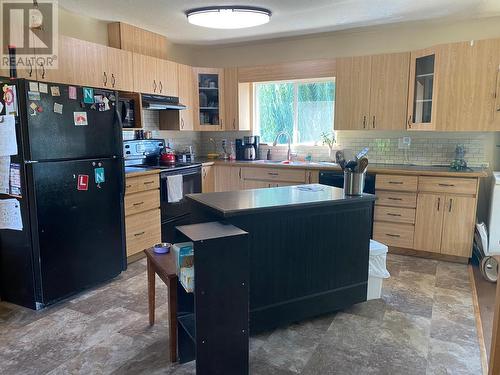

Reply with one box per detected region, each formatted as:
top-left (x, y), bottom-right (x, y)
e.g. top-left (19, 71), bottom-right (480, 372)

top-left (0, 254), bottom-right (482, 375)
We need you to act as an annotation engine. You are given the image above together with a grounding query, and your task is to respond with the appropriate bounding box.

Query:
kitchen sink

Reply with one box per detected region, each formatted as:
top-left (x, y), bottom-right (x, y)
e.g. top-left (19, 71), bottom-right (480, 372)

top-left (253, 160), bottom-right (323, 166)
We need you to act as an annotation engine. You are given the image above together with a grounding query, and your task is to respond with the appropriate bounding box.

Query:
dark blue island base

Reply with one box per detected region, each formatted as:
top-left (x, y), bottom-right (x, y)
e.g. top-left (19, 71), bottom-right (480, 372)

top-left (187, 184), bottom-right (376, 334)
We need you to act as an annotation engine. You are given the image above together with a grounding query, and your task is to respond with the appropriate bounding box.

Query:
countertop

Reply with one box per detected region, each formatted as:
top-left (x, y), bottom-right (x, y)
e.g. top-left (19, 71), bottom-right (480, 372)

top-left (125, 159), bottom-right (489, 178)
top-left (187, 184), bottom-right (376, 218)
top-left (197, 159), bottom-right (489, 178)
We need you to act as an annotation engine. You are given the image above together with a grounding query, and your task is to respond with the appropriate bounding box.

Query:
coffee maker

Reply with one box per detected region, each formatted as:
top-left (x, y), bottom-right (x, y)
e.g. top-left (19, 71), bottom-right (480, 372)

top-left (236, 136), bottom-right (260, 160)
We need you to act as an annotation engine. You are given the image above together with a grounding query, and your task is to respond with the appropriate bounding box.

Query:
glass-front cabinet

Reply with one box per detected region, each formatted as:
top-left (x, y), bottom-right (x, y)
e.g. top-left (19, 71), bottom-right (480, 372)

top-left (194, 67), bottom-right (225, 130)
top-left (407, 48), bottom-right (437, 130)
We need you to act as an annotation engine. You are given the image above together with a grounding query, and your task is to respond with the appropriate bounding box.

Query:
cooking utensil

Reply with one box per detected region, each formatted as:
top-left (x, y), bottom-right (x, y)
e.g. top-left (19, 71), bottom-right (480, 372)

top-left (335, 151), bottom-right (346, 170)
top-left (356, 147), bottom-right (369, 160)
top-left (357, 157), bottom-right (369, 173)
top-left (345, 160), bottom-right (358, 171)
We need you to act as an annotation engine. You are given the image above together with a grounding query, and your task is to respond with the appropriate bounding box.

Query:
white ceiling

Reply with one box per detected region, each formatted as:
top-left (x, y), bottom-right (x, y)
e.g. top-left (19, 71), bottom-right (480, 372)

top-left (59, 0), bottom-right (500, 45)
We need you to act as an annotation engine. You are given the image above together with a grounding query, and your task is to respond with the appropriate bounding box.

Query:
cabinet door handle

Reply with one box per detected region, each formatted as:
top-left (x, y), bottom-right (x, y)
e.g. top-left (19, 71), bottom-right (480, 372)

top-left (111, 73), bottom-right (116, 88)
top-left (308, 172), bottom-right (312, 184)
top-left (134, 231), bottom-right (145, 237)
top-left (103, 71), bottom-right (107, 86)
top-left (239, 168), bottom-right (242, 179)
top-left (372, 115), bottom-right (375, 129)
top-left (143, 181), bottom-right (155, 185)
top-left (181, 118), bottom-right (184, 129)
top-left (438, 183), bottom-right (455, 187)
top-left (126, 184), bottom-right (132, 189)
top-left (449, 198), bottom-right (453, 212)
top-left (268, 172), bottom-right (279, 176)
top-left (220, 119), bottom-right (223, 129)
top-left (385, 233), bottom-right (401, 238)
top-left (388, 181), bottom-right (403, 185)
top-left (159, 81), bottom-right (163, 93)
top-left (153, 80), bottom-right (157, 93)
top-left (233, 118), bottom-right (236, 129)
top-left (133, 201), bottom-right (144, 206)
top-left (387, 213), bottom-right (401, 217)
top-left (437, 197), bottom-right (440, 211)
top-left (387, 197), bottom-right (402, 201)
top-left (407, 115), bottom-right (412, 128)
top-left (363, 115), bottom-right (366, 129)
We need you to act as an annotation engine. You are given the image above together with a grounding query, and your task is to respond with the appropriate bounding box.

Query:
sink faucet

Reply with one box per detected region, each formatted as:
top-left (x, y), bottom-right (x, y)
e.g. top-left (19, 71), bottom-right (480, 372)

top-left (273, 131), bottom-right (292, 161)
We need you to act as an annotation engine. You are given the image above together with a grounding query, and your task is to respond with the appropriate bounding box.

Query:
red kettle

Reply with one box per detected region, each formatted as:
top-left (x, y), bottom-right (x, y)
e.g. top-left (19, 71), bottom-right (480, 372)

top-left (160, 148), bottom-right (176, 164)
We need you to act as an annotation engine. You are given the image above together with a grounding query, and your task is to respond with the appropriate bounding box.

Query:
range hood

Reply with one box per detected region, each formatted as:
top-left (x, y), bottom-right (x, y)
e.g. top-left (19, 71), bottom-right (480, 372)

top-left (142, 94), bottom-right (187, 110)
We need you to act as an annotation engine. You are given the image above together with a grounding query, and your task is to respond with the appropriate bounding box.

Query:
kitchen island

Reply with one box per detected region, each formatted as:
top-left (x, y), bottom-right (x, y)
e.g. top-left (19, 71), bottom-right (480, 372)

top-left (187, 184), bottom-right (376, 333)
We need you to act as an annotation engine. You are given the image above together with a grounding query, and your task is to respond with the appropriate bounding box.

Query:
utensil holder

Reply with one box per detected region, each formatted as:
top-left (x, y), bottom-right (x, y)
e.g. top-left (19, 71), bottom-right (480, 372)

top-left (344, 170), bottom-right (365, 196)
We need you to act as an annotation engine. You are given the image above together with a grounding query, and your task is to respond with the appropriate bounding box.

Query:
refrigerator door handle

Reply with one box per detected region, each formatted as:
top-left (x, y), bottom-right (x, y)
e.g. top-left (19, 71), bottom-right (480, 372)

top-left (25, 160), bottom-right (39, 164)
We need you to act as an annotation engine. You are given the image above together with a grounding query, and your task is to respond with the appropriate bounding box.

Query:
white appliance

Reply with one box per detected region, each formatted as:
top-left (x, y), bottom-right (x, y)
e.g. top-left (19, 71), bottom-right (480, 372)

top-left (487, 172), bottom-right (500, 255)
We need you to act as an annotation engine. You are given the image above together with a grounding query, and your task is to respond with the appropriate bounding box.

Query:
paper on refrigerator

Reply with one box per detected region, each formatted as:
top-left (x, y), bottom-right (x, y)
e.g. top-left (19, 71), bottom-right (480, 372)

top-left (0, 115), bottom-right (18, 156)
top-left (0, 157), bottom-right (10, 194)
top-left (0, 198), bottom-right (23, 230)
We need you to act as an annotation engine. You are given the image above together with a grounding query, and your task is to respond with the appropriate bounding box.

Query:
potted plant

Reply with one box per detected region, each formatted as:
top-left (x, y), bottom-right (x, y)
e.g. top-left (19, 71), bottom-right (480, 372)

top-left (321, 132), bottom-right (337, 161)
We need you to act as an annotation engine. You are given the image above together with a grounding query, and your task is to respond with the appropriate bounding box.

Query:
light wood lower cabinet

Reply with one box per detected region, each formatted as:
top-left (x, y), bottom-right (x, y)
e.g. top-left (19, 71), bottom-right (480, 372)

top-left (375, 173), bottom-right (479, 259)
top-left (214, 166), bottom-right (242, 192)
top-left (202, 165), bottom-right (215, 193)
top-left (125, 209), bottom-right (161, 257)
top-left (415, 194), bottom-right (476, 257)
top-left (414, 193), bottom-right (445, 253)
top-left (124, 173), bottom-right (161, 258)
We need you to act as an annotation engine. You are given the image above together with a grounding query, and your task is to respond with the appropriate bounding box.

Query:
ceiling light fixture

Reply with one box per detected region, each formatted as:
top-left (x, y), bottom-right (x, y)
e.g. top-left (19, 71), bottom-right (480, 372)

top-left (185, 6), bottom-right (271, 29)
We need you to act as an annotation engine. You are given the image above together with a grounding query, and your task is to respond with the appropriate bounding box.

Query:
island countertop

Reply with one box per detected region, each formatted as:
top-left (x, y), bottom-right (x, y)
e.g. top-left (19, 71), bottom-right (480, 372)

top-left (186, 184), bottom-right (376, 218)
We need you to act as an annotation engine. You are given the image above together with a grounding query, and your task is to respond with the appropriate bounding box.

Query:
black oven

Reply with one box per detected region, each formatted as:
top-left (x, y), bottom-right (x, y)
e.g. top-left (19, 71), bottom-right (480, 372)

top-left (160, 165), bottom-right (202, 242)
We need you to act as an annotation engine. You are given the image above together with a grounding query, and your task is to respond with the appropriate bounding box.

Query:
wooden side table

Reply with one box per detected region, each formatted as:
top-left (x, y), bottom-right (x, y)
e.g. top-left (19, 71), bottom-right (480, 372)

top-left (144, 247), bottom-right (178, 362)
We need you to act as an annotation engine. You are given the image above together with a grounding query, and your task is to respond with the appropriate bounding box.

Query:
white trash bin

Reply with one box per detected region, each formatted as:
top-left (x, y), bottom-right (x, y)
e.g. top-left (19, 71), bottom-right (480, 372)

top-left (367, 240), bottom-right (390, 300)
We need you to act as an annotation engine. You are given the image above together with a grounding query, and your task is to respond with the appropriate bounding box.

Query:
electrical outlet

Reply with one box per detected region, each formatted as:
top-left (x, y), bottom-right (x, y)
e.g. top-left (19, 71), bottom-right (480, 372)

top-left (398, 137), bottom-right (411, 149)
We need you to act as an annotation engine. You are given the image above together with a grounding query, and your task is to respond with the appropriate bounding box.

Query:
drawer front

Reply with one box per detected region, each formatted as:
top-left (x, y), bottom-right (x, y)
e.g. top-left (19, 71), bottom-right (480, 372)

top-left (373, 222), bottom-right (414, 248)
top-left (125, 174), bottom-right (160, 194)
top-left (242, 167), bottom-right (306, 183)
top-left (374, 206), bottom-right (416, 224)
top-left (418, 177), bottom-right (477, 195)
top-left (125, 208), bottom-right (161, 257)
top-left (125, 189), bottom-right (160, 216)
top-left (375, 174), bottom-right (418, 192)
top-left (375, 191), bottom-right (417, 208)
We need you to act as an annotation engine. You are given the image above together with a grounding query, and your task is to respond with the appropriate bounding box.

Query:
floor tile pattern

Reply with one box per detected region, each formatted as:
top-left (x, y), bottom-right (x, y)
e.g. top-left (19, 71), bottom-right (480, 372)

top-left (0, 254), bottom-right (482, 374)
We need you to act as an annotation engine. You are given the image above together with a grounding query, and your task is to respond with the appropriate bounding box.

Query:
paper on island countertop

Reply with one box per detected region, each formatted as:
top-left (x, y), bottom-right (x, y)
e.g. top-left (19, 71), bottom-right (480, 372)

top-left (294, 185), bottom-right (326, 192)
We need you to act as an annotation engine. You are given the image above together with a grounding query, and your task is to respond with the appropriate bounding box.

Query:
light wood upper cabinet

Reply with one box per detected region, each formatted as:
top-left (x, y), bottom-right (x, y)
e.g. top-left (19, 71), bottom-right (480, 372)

top-left (335, 53), bottom-right (409, 131)
top-left (194, 67), bottom-right (225, 131)
top-left (157, 60), bottom-right (178, 97)
top-left (42, 36), bottom-right (106, 87)
top-left (133, 54), bottom-right (178, 96)
top-left (224, 67), bottom-right (239, 131)
top-left (407, 47), bottom-right (438, 131)
top-left (414, 193), bottom-right (444, 253)
top-left (178, 64), bottom-right (195, 131)
top-left (435, 39), bottom-right (500, 131)
top-left (369, 53), bottom-right (409, 130)
top-left (440, 195), bottom-right (476, 257)
top-left (132, 53), bottom-right (157, 94)
top-left (335, 56), bottom-right (371, 130)
top-left (106, 47), bottom-right (134, 91)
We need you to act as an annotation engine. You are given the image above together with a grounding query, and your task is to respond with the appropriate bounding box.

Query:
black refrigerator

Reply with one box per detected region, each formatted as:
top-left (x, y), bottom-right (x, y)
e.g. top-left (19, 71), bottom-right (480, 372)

top-left (0, 78), bottom-right (126, 310)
